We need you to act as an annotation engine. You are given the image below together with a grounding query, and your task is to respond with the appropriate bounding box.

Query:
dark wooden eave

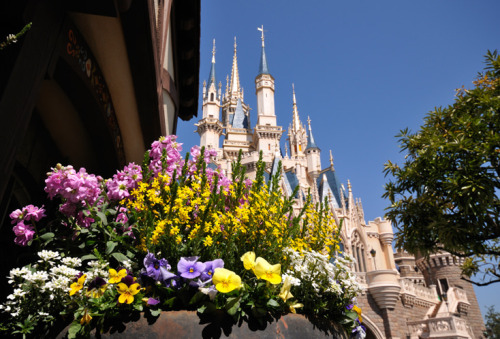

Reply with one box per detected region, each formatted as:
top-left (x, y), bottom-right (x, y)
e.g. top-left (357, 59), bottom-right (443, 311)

top-left (171, 0), bottom-right (200, 122)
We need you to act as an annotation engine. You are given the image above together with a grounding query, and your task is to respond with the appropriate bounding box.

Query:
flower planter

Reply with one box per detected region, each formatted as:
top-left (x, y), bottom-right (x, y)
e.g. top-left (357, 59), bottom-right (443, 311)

top-left (57, 311), bottom-right (347, 338)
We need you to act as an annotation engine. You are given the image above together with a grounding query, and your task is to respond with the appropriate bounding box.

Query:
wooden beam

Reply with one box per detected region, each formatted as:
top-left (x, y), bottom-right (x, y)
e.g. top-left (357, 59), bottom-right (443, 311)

top-left (0, 0), bottom-right (65, 202)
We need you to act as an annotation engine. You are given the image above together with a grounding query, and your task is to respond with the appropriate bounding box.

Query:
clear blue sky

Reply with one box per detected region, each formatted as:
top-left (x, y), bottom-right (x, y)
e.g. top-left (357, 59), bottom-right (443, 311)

top-left (176, 0), bottom-right (500, 316)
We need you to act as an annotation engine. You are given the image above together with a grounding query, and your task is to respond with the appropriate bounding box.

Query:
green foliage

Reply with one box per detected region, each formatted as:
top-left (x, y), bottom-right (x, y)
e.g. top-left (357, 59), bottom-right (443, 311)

top-left (384, 50), bottom-right (500, 285)
top-left (485, 305), bottom-right (500, 338)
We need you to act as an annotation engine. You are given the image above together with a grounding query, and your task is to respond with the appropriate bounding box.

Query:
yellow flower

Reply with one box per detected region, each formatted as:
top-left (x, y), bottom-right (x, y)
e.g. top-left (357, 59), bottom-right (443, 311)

top-left (108, 268), bottom-right (127, 284)
top-left (176, 235), bottom-right (182, 244)
top-left (203, 235), bottom-right (213, 247)
top-left (241, 251), bottom-right (256, 271)
top-left (69, 274), bottom-right (86, 296)
top-left (279, 276), bottom-right (294, 302)
top-left (289, 302), bottom-right (304, 314)
top-left (212, 268), bottom-right (241, 293)
top-left (117, 282), bottom-right (141, 304)
top-left (352, 305), bottom-right (363, 323)
top-left (253, 257), bottom-right (282, 284)
top-left (80, 309), bottom-right (92, 325)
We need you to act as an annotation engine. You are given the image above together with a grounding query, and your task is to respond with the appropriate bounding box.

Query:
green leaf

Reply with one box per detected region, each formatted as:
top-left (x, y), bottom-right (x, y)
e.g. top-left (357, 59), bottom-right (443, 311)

top-left (111, 252), bottom-right (129, 263)
top-left (106, 241), bottom-right (118, 255)
top-left (67, 322), bottom-right (82, 339)
top-left (266, 299), bottom-right (280, 308)
top-left (96, 211), bottom-right (108, 225)
top-left (39, 232), bottom-right (55, 241)
top-left (150, 309), bottom-right (161, 317)
top-left (80, 254), bottom-right (98, 261)
top-left (225, 297), bottom-right (240, 316)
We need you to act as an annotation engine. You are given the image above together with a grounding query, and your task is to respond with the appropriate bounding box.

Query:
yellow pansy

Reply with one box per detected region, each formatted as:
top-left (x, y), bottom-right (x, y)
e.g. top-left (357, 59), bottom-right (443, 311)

top-left (117, 282), bottom-right (141, 304)
top-left (253, 257), bottom-right (282, 284)
top-left (279, 276), bottom-right (294, 302)
top-left (80, 309), bottom-right (92, 325)
top-left (69, 274), bottom-right (86, 296)
top-left (108, 268), bottom-right (127, 284)
top-left (241, 251), bottom-right (256, 271)
top-left (212, 268), bottom-right (242, 293)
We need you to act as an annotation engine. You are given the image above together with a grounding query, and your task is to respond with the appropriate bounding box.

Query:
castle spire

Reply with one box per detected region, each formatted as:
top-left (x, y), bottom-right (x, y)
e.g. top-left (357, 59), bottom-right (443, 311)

top-left (306, 116), bottom-right (318, 149)
top-left (257, 25), bottom-right (270, 75)
top-left (229, 37), bottom-right (241, 97)
top-left (207, 39), bottom-right (216, 88)
top-left (292, 84), bottom-right (301, 132)
top-left (329, 150), bottom-right (335, 169)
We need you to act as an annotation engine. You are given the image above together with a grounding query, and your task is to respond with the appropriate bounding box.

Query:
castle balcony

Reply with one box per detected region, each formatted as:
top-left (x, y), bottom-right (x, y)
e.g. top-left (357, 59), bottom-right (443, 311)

top-left (407, 315), bottom-right (474, 339)
top-left (399, 278), bottom-right (439, 308)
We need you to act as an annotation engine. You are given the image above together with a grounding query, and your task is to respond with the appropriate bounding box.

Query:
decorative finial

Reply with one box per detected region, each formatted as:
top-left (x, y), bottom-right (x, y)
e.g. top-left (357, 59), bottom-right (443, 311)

top-left (285, 144), bottom-right (289, 157)
top-left (292, 83), bottom-right (296, 104)
top-left (257, 25), bottom-right (265, 47)
top-left (348, 179), bottom-right (352, 192)
top-left (234, 36), bottom-right (237, 52)
top-left (329, 150), bottom-right (334, 167)
top-left (307, 116), bottom-right (312, 129)
top-left (212, 38), bottom-right (216, 61)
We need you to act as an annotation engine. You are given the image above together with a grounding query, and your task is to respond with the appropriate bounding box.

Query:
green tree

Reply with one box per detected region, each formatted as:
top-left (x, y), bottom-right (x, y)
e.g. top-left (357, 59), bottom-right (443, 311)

top-left (383, 51), bottom-right (500, 286)
top-left (485, 306), bottom-right (500, 338)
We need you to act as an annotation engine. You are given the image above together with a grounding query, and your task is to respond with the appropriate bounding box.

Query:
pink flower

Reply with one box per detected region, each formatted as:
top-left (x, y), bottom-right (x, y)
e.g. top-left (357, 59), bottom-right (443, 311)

top-left (23, 205), bottom-right (46, 222)
top-left (9, 205), bottom-right (45, 224)
top-left (12, 222), bottom-right (35, 246)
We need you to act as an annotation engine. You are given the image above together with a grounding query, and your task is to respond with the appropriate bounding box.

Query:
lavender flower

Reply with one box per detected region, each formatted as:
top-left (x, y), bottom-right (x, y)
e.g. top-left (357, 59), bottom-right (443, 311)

top-left (177, 257), bottom-right (206, 279)
top-left (200, 259), bottom-right (224, 281)
top-left (144, 253), bottom-right (176, 282)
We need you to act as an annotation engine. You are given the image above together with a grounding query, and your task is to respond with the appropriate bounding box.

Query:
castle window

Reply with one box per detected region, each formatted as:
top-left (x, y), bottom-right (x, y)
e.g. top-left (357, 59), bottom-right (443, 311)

top-left (299, 145), bottom-right (302, 151)
top-left (210, 93), bottom-right (214, 101)
top-left (268, 144), bottom-right (270, 150)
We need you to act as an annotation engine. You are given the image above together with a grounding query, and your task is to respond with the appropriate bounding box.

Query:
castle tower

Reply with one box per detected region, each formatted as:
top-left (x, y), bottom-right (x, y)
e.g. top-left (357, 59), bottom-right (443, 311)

top-left (196, 39), bottom-right (223, 152)
top-left (305, 116), bottom-right (321, 179)
top-left (287, 84), bottom-right (307, 158)
top-left (253, 26), bottom-right (283, 159)
top-left (416, 252), bottom-right (486, 338)
top-left (222, 37), bottom-right (253, 160)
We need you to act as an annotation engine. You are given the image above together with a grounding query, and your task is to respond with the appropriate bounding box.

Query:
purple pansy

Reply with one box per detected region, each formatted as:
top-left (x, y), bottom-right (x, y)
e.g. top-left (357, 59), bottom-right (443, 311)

top-left (147, 298), bottom-right (160, 306)
top-left (177, 256), bottom-right (206, 279)
top-left (200, 259), bottom-right (224, 281)
top-left (144, 252), bottom-right (176, 282)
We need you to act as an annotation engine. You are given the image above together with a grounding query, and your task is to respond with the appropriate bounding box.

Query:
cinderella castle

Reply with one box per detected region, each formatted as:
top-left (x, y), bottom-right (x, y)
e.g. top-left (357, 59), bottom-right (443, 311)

top-left (194, 29), bottom-right (486, 339)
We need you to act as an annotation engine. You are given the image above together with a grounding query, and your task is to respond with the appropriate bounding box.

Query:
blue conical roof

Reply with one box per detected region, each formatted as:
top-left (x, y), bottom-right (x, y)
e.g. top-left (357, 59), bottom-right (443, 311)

top-left (259, 46), bottom-right (270, 75)
top-left (232, 98), bottom-right (249, 128)
top-left (306, 118), bottom-right (319, 150)
top-left (207, 60), bottom-right (216, 87)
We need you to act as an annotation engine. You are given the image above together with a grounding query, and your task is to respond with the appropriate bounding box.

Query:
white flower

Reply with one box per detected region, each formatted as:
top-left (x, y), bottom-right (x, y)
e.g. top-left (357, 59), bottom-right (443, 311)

top-left (61, 257), bottom-right (82, 268)
top-left (38, 250), bottom-right (61, 262)
top-left (50, 265), bottom-right (78, 278)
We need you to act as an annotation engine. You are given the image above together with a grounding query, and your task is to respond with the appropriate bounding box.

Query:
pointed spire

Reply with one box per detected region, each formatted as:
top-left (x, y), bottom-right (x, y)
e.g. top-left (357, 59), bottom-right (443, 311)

top-left (207, 39), bottom-right (216, 87)
top-left (285, 144), bottom-right (289, 158)
top-left (229, 37), bottom-right (241, 97)
top-left (257, 25), bottom-right (270, 75)
top-left (329, 150), bottom-right (334, 169)
top-left (292, 84), bottom-right (301, 132)
top-left (306, 116), bottom-right (318, 149)
top-left (347, 179), bottom-right (355, 211)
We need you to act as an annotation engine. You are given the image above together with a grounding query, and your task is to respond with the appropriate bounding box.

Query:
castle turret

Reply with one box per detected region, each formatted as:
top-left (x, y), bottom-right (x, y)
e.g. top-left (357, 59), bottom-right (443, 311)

top-left (305, 116), bottom-right (321, 179)
top-left (253, 26), bottom-right (282, 159)
top-left (196, 39), bottom-right (223, 152)
top-left (255, 25), bottom-right (276, 126)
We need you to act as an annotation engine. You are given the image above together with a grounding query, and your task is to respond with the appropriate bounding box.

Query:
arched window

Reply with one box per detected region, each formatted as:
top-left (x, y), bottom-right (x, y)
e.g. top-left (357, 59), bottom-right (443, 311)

top-left (210, 93), bottom-right (214, 101)
top-left (351, 231), bottom-right (367, 272)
